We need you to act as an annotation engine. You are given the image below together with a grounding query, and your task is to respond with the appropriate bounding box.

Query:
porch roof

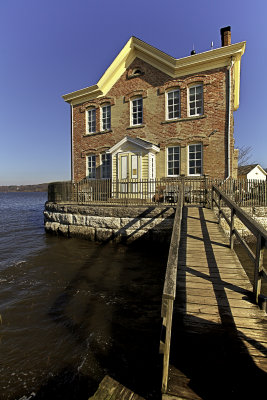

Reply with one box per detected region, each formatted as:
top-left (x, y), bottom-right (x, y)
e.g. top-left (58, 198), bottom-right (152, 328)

top-left (106, 136), bottom-right (160, 154)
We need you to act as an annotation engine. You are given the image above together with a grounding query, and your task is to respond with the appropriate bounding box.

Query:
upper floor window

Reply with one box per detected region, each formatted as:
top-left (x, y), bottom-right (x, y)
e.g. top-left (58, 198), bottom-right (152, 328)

top-left (101, 104), bottom-right (111, 131)
top-left (166, 89), bottom-right (180, 120)
top-left (87, 108), bottom-right (96, 133)
top-left (188, 144), bottom-right (202, 175)
top-left (86, 155), bottom-right (96, 179)
top-left (131, 97), bottom-right (143, 126)
top-left (189, 84), bottom-right (203, 116)
top-left (167, 146), bottom-right (180, 176)
top-left (101, 153), bottom-right (111, 178)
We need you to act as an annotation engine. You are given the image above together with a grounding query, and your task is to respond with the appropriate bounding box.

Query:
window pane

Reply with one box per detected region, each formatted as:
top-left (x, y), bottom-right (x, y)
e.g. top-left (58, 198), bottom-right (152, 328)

top-left (188, 144), bottom-right (202, 175)
top-left (189, 167), bottom-right (194, 174)
top-left (189, 85), bottom-right (203, 116)
top-left (167, 147), bottom-right (179, 175)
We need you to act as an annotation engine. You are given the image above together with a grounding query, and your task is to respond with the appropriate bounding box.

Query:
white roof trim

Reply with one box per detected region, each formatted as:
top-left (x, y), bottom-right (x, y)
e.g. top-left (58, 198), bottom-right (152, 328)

top-left (252, 165), bottom-right (267, 176)
top-left (106, 136), bottom-right (160, 154)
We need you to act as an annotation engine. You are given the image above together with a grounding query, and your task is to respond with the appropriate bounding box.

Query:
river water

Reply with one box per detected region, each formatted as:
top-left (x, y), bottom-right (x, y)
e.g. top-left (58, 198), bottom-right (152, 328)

top-left (0, 193), bottom-right (168, 400)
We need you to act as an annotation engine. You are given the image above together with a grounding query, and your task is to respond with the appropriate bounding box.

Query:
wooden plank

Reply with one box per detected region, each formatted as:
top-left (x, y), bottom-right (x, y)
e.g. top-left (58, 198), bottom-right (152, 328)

top-left (88, 375), bottom-right (145, 400)
top-left (167, 206), bottom-right (267, 398)
top-left (163, 366), bottom-right (202, 400)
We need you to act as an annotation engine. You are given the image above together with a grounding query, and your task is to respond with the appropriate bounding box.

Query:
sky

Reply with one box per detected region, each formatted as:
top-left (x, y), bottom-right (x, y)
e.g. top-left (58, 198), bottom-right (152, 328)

top-left (0, 0), bottom-right (266, 185)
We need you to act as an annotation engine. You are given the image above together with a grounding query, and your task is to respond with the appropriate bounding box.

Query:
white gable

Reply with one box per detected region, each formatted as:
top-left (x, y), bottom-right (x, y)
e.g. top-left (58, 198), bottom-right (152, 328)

top-left (247, 165), bottom-right (267, 181)
top-left (107, 136), bottom-right (160, 155)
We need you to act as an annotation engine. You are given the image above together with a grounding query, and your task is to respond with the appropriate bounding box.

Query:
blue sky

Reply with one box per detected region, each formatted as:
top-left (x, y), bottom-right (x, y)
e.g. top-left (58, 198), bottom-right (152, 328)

top-left (0, 0), bottom-right (266, 184)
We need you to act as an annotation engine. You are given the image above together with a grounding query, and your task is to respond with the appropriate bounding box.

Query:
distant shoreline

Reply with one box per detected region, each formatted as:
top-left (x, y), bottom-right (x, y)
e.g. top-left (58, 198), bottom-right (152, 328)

top-left (0, 183), bottom-right (48, 193)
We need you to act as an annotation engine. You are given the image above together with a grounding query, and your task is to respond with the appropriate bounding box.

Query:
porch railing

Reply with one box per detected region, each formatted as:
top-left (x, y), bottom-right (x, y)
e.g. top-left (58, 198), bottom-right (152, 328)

top-left (48, 177), bottom-right (267, 207)
top-left (48, 177), bottom-right (207, 206)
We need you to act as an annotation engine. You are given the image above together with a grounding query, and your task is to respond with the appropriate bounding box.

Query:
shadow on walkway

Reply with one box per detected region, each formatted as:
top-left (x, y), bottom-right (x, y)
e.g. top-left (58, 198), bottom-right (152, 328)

top-left (170, 206), bottom-right (267, 400)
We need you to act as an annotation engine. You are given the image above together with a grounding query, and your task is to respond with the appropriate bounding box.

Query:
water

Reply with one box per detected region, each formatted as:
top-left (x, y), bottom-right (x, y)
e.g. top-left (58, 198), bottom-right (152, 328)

top-left (0, 193), bottom-right (167, 399)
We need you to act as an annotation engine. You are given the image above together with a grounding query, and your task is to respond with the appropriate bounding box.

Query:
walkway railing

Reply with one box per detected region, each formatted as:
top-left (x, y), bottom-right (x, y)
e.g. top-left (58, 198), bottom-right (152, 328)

top-left (160, 181), bottom-right (184, 393)
top-left (212, 184), bottom-right (267, 305)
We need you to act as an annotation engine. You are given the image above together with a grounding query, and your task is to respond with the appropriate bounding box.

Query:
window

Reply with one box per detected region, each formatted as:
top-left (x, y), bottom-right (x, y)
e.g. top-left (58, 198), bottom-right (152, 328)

top-left (189, 84), bottom-right (203, 116)
top-left (166, 89), bottom-right (180, 119)
top-left (167, 146), bottom-right (180, 176)
top-left (133, 69), bottom-right (142, 75)
top-left (101, 105), bottom-right (111, 131)
top-left (131, 97), bottom-right (143, 126)
top-left (87, 108), bottom-right (96, 133)
top-left (101, 153), bottom-right (111, 178)
top-left (86, 155), bottom-right (96, 179)
top-left (188, 144), bottom-right (202, 175)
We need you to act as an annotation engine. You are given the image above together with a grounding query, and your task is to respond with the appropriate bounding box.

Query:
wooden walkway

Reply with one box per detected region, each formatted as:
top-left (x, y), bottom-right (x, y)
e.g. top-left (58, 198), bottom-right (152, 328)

top-left (164, 206), bottom-right (267, 400)
top-left (89, 375), bottom-right (145, 400)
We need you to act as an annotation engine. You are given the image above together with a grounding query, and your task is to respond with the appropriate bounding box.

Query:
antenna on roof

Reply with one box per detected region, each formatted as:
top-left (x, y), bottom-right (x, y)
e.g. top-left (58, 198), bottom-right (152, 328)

top-left (211, 41), bottom-right (214, 50)
top-left (191, 43), bottom-right (196, 55)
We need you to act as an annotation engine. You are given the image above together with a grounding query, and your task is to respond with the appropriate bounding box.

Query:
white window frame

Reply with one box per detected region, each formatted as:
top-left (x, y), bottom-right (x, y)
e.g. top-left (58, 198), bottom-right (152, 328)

top-left (101, 153), bottom-right (111, 179)
top-left (188, 144), bottom-right (202, 176)
top-left (167, 146), bottom-right (180, 177)
top-left (86, 108), bottom-right (96, 134)
top-left (100, 104), bottom-right (111, 131)
top-left (130, 97), bottom-right (143, 126)
top-left (86, 155), bottom-right (96, 179)
top-left (188, 84), bottom-right (203, 117)
top-left (166, 89), bottom-right (180, 120)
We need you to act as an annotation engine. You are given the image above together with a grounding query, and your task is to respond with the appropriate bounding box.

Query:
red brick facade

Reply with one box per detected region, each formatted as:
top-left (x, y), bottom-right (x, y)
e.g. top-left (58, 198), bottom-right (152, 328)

top-left (72, 57), bottom-right (235, 182)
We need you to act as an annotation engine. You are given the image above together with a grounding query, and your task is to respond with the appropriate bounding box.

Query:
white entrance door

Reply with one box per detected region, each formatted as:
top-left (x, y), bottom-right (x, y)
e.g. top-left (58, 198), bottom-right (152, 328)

top-left (131, 154), bottom-right (138, 193)
top-left (120, 155), bottom-right (128, 193)
top-left (149, 153), bottom-right (156, 197)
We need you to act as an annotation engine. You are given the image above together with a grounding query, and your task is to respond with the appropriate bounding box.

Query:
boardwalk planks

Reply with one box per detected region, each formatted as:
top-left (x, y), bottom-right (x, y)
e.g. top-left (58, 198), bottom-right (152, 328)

top-left (88, 375), bottom-right (145, 400)
top-left (164, 206), bottom-right (267, 400)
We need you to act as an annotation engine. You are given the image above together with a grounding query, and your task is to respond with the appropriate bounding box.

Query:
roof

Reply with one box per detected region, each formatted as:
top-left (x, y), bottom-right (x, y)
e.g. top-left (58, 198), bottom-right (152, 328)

top-left (62, 36), bottom-right (246, 109)
top-left (106, 136), bottom-right (160, 154)
top-left (238, 164), bottom-right (267, 176)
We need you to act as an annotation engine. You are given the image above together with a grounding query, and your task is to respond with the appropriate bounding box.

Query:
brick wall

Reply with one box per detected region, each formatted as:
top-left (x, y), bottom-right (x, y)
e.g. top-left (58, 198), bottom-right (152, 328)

top-left (72, 58), bottom-right (235, 182)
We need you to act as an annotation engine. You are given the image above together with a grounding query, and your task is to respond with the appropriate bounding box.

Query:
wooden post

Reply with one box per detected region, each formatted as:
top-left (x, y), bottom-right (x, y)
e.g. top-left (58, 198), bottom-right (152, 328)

top-left (162, 298), bottom-right (174, 393)
top-left (218, 194), bottom-right (221, 224)
top-left (211, 186), bottom-right (214, 210)
top-left (204, 175), bottom-right (208, 207)
top-left (230, 208), bottom-right (235, 249)
top-left (254, 235), bottom-right (265, 304)
top-left (180, 175), bottom-right (185, 206)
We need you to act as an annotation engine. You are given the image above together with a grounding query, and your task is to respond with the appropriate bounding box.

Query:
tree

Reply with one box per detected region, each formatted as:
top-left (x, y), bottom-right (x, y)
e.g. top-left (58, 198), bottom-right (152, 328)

top-left (237, 145), bottom-right (254, 166)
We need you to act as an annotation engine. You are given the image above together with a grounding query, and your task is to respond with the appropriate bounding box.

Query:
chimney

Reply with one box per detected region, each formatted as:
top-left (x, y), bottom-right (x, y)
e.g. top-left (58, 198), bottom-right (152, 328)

top-left (220, 26), bottom-right (231, 46)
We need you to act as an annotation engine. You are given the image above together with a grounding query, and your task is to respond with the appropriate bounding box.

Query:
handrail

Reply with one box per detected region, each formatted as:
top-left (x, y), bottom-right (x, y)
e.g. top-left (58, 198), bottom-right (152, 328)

top-left (211, 184), bottom-right (267, 306)
top-left (160, 181), bottom-right (184, 393)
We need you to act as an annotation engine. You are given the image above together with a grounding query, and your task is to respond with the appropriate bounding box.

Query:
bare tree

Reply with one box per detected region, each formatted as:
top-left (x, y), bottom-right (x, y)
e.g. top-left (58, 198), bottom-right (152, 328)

top-left (237, 145), bottom-right (254, 166)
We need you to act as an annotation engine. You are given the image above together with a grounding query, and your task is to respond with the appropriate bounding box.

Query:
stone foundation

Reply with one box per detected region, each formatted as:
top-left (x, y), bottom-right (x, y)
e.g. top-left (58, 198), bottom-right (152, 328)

top-left (215, 206), bottom-right (267, 242)
top-left (44, 203), bottom-right (175, 243)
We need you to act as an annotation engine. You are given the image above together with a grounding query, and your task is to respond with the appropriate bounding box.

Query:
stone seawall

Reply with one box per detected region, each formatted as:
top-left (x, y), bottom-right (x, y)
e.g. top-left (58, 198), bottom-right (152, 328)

top-left (44, 203), bottom-right (175, 243)
top-left (216, 206), bottom-right (267, 242)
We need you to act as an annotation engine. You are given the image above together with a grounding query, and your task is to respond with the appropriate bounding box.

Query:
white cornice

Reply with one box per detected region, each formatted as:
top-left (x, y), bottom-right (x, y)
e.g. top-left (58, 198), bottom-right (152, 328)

top-left (106, 136), bottom-right (160, 154)
top-left (62, 37), bottom-right (246, 107)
